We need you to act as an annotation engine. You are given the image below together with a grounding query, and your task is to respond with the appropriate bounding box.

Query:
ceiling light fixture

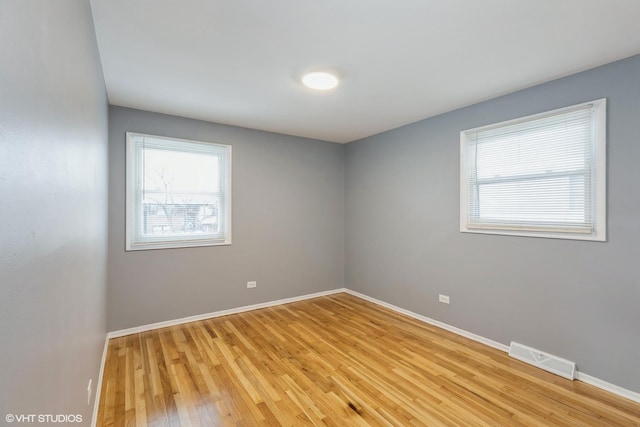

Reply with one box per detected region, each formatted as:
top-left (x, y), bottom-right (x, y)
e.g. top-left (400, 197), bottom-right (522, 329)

top-left (302, 71), bottom-right (338, 90)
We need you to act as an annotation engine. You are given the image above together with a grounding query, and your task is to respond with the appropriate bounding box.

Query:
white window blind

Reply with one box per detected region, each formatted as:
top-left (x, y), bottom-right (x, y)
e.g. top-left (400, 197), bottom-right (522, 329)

top-left (126, 132), bottom-right (232, 250)
top-left (460, 99), bottom-right (606, 241)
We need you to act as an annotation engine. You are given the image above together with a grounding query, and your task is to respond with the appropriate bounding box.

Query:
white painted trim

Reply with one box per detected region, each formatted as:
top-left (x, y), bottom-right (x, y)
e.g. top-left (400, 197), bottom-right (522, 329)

top-left (107, 288), bottom-right (347, 338)
top-left (91, 334), bottom-right (110, 427)
top-left (576, 371), bottom-right (640, 403)
top-left (342, 289), bottom-right (509, 352)
top-left (344, 289), bottom-right (640, 404)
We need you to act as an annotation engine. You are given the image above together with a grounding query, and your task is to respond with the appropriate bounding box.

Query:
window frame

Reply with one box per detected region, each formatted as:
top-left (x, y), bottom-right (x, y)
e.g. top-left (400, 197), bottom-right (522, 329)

top-left (125, 132), bottom-right (232, 251)
top-left (459, 99), bottom-right (606, 241)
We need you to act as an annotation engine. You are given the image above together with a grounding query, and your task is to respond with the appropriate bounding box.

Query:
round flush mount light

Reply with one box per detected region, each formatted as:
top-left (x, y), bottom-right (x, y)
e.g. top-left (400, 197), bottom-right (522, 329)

top-left (302, 71), bottom-right (338, 90)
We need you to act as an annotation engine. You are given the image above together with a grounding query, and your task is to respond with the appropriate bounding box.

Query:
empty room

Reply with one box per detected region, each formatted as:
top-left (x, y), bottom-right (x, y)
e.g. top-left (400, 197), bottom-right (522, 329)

top-left (2, 0), bottom-right (640, 426)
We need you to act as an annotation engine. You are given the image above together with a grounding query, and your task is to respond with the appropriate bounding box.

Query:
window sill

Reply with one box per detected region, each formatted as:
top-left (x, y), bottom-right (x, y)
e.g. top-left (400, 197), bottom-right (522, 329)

top-left (460, 227), bottom-right (605, 242)
top-left (125, 238), bottom-right (232, 251)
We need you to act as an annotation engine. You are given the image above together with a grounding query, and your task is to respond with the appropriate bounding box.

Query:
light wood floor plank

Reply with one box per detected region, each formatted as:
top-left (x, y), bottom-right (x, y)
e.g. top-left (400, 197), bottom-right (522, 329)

top-left (96, 293), bottom-right (640, 426)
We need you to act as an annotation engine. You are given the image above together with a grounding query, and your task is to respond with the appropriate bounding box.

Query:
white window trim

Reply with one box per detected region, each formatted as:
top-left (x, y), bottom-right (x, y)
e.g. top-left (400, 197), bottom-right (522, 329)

top-left (460, 99), bottom-right (607, 241)
top-left (125, 132), bottom-right (232, 251)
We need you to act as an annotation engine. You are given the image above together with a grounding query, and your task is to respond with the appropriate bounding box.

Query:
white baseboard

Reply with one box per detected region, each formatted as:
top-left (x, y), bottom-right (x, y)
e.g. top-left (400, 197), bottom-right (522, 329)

top-left (91, 334), bottom-right (110, 427)
top-left (575, 371), bottom-right (640, 403)
top-left (107, 288), bottom-right (347, 339)
top-left (343, 289), bottom-right (510, 352)
top-left (343, 288), bottom-right (640, 404)
top-left (96, 286), bottom-right (639, 415)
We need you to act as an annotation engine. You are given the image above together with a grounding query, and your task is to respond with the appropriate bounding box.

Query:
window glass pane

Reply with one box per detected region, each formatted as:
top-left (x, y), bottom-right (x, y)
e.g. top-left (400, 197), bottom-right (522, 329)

top-left (143, 148), bottom-right (220, 193)
top-left (140, 148), bottom-right (221, 239)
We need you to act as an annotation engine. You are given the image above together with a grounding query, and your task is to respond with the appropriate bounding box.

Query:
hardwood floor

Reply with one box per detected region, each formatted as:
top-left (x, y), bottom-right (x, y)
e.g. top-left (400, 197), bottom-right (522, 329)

top-left (96, 293), bottom-right (640, 426)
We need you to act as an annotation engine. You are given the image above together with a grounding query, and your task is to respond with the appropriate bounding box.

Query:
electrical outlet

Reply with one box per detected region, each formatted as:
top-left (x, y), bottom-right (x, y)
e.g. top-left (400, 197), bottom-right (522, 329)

top-left (247, 281), bottom-right (257, 288)
top-left (439, 294), bottom-right (450, 304)
top-left (87, 379), bottom-right (92, 405)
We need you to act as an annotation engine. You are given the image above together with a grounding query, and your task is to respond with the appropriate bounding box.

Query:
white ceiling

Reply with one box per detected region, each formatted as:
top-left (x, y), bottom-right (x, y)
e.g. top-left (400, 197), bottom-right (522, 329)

top-left (90, 0), bottom-right (640, 143)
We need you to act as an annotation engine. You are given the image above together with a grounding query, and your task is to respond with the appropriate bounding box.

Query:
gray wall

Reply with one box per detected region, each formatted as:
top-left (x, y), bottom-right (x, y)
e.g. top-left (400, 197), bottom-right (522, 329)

top-left (107, 107), bottom-right (345, 331)
top-left (0, 0), bottom-right (108, 422)
top-left (345, 55), bottom-right (640, 393)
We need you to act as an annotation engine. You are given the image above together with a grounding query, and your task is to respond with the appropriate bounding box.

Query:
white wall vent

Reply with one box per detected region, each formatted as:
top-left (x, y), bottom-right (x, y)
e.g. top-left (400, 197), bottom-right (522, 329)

top-left (509, 342), bottom-right (576, 380)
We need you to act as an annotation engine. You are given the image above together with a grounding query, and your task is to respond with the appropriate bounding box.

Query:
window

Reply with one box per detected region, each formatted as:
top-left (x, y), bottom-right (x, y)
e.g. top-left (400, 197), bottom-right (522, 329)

top-left (126, 132), bottom-right (231, 250)
top-left (460, 99), bottom-right (606, 241)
